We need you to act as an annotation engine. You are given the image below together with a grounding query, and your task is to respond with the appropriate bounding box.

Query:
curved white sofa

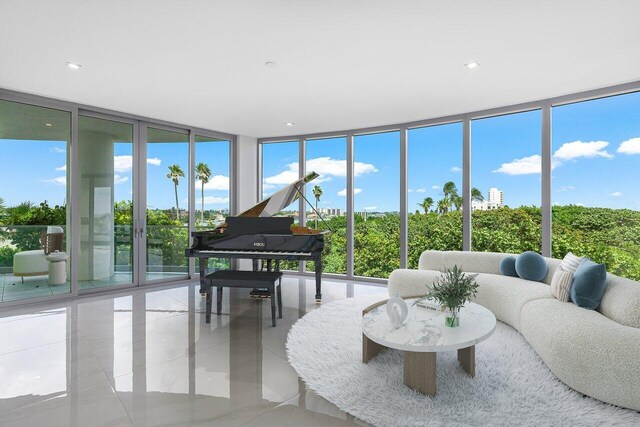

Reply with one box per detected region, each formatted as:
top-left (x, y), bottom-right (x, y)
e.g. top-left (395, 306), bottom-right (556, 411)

top-left (388, 250), bottom-right (640, 411)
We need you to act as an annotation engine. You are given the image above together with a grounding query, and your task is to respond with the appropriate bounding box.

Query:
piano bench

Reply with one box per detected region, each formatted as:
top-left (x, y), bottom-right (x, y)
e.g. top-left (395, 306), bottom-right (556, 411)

top-left (204, 270), bottom-right (283, 326)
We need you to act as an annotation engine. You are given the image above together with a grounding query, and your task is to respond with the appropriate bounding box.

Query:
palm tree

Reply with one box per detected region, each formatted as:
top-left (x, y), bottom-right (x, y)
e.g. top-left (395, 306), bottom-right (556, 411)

top-left (437, 198), bottom-right (451, 215)
top-left (418, 197), bottom-right (434, 214)
top-left (443, 181), bottom-right (458, 198)
top-left (166, 164), bottom-right (185, 220)
top-left (452, 195), bottom-right (463, 211)
top-left (471, 187), bottom-right (484, 202)
top-left (195, 162), bottom-right (212, 223)
top-left (312, 185), bottom-right (323, 228)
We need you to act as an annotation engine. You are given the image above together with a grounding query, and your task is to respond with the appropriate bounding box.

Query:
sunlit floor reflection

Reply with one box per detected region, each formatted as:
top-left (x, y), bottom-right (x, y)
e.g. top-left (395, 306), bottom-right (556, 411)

top-left (0, 275), bottom-right (384, 426)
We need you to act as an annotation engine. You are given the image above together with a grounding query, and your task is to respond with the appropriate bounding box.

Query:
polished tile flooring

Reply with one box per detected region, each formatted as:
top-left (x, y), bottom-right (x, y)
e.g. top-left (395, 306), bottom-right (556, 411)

top-left (0, 272), bottom-right (186, 303)
top-left (0, 275), bottom-right (387, 426)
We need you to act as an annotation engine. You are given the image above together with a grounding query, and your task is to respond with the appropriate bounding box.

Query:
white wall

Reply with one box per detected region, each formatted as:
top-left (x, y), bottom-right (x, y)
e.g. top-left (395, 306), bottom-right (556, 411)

top-left (234, 135), bottom-right (258, 270)
top-left (234, 135), bottom-right (258, 213)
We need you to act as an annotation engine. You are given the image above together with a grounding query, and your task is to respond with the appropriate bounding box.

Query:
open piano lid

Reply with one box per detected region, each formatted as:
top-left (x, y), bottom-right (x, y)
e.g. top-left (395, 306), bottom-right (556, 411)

top-left (238, 171), bottom-right (319, 217)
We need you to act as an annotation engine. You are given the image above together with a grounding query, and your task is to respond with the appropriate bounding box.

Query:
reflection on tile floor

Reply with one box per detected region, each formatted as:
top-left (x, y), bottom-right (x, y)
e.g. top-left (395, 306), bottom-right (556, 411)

top-left (0, 272), bottom-right (187, 302)
top-left (0, 275), bottom-right (385, 426)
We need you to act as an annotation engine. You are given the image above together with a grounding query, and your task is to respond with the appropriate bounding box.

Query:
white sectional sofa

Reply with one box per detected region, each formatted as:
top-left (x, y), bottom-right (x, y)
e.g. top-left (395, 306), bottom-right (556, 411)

top-left (388, 250), bottom-right (640, 411)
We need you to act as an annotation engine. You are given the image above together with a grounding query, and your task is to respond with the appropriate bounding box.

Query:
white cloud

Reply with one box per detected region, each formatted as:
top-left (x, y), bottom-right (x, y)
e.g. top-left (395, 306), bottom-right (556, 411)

top-left (200, 196), bottom-right (230, 205)
top-left (408, 189), bottom-right (414, 193)
top-left (557, 185), bottom-right (575, 192)
top-left (263, 157), bottom-right (377, 186)
top-left (415, 188), bottom-right (426, 193)
top-left (432, 185), bottom-right (440, 190)
top-left (610, 191), bottom-right (622, 197)
top-left (201, 175), bottom-right (229, 191)
top-left (50, 147), bottom-right (65, 153)
top-left (42, 176), bottom-right (66, 186)
top-left (338, 188), bottom-right (361, 196)
top-left (617, 137), bottom-right (640, 154)
top-left (493, 154), bottom-right (542, 175)
top-left (114, 175), bottom-right (128, 185)
top-left (113, 155), bottom-right (161, 172)
top-left (576, 203), bottom-right (585, 207)
top-left (55, 164), bottom-right (67, 171)
top-left (114, 155), bottom-right (133, 172)
top-left (553, 140), bottom-right (613, 160)
top-left (262, 183), bottom-right (277, 191)
top-left (364, 206), bottom-right (377, 211)
top-left (450, 166), bottom-right (462, 173)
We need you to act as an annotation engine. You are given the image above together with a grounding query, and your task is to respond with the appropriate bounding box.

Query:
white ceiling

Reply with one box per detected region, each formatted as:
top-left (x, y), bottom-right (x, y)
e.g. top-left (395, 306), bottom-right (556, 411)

top-left (1, 0), bottom-right (639, 138)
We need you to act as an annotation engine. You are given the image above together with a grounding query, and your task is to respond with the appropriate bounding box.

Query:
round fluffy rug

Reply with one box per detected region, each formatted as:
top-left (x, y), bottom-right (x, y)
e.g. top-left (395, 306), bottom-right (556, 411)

top-left (286, 296), bottom-right (640, 427)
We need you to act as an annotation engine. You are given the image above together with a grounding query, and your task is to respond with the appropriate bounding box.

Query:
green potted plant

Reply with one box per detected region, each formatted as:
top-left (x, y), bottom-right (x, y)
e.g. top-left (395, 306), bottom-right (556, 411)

top-left (416, 265), bottom-right (479, 327)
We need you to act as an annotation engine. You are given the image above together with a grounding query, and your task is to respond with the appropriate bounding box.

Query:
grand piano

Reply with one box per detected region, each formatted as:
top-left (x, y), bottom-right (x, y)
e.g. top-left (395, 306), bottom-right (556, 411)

top-left (185, 172), bottom-right (328, 301)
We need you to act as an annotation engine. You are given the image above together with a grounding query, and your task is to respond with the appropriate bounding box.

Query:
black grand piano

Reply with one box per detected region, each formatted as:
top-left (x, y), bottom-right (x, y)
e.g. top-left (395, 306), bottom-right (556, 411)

top-left (185, 172), bottom-right (328, 301)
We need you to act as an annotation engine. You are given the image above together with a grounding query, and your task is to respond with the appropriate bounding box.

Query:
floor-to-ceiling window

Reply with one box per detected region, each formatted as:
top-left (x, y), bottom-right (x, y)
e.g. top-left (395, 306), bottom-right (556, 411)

top-left (195, 135), bottom-right (231, 271)
top-left (261, 140), bottom-right (300, 270)
top-left (471, 110), bottom-right (542, 253)
top-left (552, 91), bottom-right (640, 280)
top-left (0, 99), bottom-right (71, 302)
top-left (79, 115), bottom-right (135, 290)
top-left (304, 136), bottom-right (347, 274)
top-left (145, 127), bottom-right (190, 282)
top-left (407, 123), bottom-right (463, 268)
top-left (354, 131), bottom-right (400, 278)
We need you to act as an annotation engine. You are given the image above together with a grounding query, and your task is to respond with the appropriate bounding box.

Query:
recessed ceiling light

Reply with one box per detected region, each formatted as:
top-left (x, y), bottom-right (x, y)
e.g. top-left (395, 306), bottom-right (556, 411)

top-left (464, 61), bottom-right (480, 69)
top-left (285, 122), bottom-right (294, 126)
top-left (265, 61), bottom-right (278, 69)
top-left (45, 123), bottom-right (53, 127)
top-left (66, 61), bottom-right (82, 70)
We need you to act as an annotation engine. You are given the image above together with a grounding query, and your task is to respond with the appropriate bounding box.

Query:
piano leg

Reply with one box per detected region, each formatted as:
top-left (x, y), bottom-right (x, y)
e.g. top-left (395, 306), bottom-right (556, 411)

top-left (315, 255), bottom-right (322, 302)
top-left (199, 257), bottom-right (208, 296)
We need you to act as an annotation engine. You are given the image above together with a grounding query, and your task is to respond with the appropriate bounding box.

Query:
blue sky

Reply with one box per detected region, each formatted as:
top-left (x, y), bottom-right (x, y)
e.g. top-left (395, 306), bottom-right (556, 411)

top-left (262, 91), bottom-right (640, 212)
top-left (1, 92), bottom-right (639, 214)
top-left (0, 137), bottom-right (230, 211)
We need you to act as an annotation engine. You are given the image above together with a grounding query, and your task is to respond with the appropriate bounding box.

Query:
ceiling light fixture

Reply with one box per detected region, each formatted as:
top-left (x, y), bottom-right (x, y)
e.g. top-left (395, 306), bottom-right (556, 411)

top-left (45, 123), bottom-right (53, 127)
top-left (66, 61), bottom-right (82, 70)
top-left (285, 122), bottom-right (294, 127)
top-left (265, 61), bottom-right (278, 69)
top-left (464, 61), bottom-right (480, 69)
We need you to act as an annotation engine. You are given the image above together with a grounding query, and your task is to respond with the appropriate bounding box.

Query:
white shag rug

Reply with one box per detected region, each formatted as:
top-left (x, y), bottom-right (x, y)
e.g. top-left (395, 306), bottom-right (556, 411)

top-left (286, 296), bottom-right (640, 427)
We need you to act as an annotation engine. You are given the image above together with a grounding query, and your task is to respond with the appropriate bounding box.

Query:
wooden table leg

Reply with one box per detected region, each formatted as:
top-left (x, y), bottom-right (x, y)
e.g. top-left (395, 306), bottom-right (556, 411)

top-left (458, 345), bottom-right (475, 377)
top-left (362, 334), bottom-right (386, 363)
top-left (403, 351), bottom-right (437, 396)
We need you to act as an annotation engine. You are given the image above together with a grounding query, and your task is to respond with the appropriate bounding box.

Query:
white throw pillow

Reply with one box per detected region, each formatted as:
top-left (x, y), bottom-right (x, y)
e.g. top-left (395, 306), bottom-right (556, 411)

top-left (560, 252), bottom-right (583, 273)
top-left (550, 269), bottom-right (573, 302)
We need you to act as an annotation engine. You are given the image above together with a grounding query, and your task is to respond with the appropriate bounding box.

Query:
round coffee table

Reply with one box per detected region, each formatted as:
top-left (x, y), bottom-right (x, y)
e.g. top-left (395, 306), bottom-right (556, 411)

top-left (362, 298), bottom-right (496, 396)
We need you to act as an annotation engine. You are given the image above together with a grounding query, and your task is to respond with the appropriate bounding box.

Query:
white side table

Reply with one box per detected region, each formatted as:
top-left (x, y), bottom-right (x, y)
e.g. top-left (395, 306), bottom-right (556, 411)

top-left (45, 251), bottom-right (68, 285)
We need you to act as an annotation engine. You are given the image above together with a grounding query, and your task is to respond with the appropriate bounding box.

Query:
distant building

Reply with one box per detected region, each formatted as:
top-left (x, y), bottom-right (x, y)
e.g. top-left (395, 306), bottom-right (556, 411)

top-left (472, 187), bottom-right (504, 211)
top-left (312, 207), bottom-right (343, 217)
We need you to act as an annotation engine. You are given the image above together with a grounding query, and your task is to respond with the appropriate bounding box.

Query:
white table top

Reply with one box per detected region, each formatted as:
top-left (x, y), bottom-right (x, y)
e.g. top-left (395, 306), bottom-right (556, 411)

top-left (362, 299), bottom-right (496, 352)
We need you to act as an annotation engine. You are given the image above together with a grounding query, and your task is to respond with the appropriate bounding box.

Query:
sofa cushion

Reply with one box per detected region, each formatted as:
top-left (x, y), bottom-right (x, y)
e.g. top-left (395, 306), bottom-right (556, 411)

top-left (387, 269), bottom-right (443, 299)
top-left (598, 275), bottom-right (640, 328)
top-left (571, 259), bottom-right (607, 309)
top-left (499, 256), bottom-right (518, 277)
top-left (470, 273), bottom-right (552, 330)
top-left (521, 298), bottom-right (640, 411)
top-left (515, 251), bottom-right (548, 282)
top-left (549, 269), bottom-right (573, 302)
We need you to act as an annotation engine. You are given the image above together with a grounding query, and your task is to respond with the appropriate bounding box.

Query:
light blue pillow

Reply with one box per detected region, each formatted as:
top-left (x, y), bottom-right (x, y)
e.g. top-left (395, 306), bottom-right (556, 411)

top-left (571, 259), bottom-right (607, 309)
top-left (515, 251), bottom-right (548, 282)
top-left (500, 256), bottom-right (518, 277)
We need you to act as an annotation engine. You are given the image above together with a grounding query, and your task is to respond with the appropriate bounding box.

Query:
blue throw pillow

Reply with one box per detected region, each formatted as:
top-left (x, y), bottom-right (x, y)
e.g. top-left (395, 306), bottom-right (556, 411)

top-left (515, 251), bottom-right (548, 282)
top-left (571, 259), bottom-right (607, 309)
top-left (500, 256), bottom-right (518, 277)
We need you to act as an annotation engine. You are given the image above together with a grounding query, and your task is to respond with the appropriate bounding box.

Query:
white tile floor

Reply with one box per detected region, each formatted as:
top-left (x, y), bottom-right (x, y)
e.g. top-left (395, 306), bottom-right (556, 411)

top-left (0, 275), bottom-right (387, 426)
top-left (0, 272), bottom-right (188, 302)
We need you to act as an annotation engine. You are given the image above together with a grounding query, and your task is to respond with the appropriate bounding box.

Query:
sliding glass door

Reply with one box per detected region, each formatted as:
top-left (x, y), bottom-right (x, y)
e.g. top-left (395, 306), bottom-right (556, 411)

top-left (143, 126), bottom-right (190, 283)
top-left (78, 114), bottom-right (136, 290)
